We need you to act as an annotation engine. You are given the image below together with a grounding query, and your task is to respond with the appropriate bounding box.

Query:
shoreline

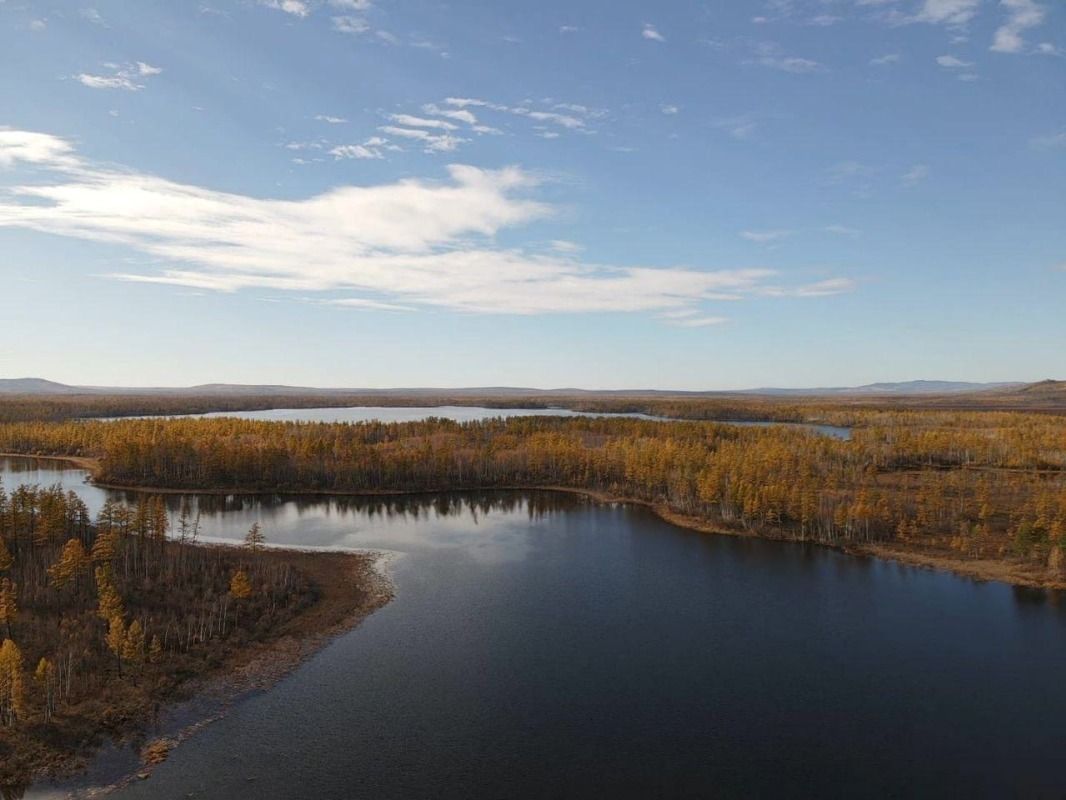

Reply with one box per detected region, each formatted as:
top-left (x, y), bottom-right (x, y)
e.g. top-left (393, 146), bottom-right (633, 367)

top-left (5, 451), bottom-right (1064, 593)
top-left (14, 543), bottom-right (393, 796)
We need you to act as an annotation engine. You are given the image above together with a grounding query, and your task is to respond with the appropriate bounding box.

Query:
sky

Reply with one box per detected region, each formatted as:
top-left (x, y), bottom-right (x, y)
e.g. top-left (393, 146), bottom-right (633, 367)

top-left (0, 0), bottom-right (1063, 390)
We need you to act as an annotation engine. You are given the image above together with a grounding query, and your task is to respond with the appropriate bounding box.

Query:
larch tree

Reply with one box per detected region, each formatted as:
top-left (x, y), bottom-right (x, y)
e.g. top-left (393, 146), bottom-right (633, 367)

top-left (0, 578), bottom-right (16, 639)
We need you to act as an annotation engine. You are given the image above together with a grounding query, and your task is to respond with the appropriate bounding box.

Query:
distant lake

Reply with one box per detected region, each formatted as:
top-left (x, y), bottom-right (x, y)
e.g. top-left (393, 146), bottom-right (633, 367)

top-left (7, 455), bottom-right (1066, 798)
top-left (104, 405), bottom-right (852, 439)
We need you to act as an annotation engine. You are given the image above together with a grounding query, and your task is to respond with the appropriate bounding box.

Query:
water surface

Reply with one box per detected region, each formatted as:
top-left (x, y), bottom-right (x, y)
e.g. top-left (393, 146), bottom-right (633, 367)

top-left (102, 405), bottom-right (852, 439)
top-left (6, 457), bottom-right (1061, 798)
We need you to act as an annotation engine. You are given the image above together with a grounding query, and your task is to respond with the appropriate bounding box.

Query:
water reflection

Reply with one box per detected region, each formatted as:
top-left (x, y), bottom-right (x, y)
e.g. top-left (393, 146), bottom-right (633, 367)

top-left (105, 405), bottom-right (853, 440)
top-left (6, 456), bottom-right (1066, 798)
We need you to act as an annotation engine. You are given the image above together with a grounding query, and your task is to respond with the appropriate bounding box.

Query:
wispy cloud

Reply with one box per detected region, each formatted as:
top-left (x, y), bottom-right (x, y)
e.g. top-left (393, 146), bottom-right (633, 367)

top-left (913, 0), bottom-right (981, 26)
top-left (740, 229), bottom-right (792, 244)
top-left (870, 53), bottom-right (900, 65)
top-left (824, 224), bottom-right (861, 237)
top-left (901, 163), bottom-right (930, 186)
top-left (74, 61), bottom-right (162, 91)
top-left (991, 0), bottom-right (1046, 54)
top-left (1030, 129), bottom-right (1066, 149)
top-left (332, 15), bottom-right (369, 34)
top-left (642, 23), bottom-right (665, 42)
top-left (315, 115), bottom-right (348, 124)
top-left (329, 137), bottom-right (397, 160)
top-left (747, 42), bottom-right (821, 73)
top-left (378, 126), bottom-right (465, 152)
top-left (260, 0), bottom-right (309, 17)
top-left (0, 129), bottom-right (855, 320)
top-left (936, 54), bottom-right (973, 68)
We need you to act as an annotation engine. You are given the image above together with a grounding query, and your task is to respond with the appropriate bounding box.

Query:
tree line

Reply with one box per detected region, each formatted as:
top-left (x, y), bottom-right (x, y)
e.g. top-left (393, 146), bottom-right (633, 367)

top-left (1, 411), bottom-right (1063, 565)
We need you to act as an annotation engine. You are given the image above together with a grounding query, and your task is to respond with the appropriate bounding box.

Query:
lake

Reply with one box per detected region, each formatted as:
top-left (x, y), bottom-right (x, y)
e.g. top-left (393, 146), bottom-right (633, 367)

top-left (7, 455), bottom-right (1064, 798)
top-left (102, 405), bottom-right (853, 439)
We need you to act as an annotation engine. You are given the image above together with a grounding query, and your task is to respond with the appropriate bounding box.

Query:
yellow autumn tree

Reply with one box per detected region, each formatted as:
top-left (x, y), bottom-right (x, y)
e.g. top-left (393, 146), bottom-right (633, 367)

top-left (0, 638), bottom-right (26, 727)
top-left (94, 565), bottom-right (124, 622)
top-left (0, 536), bottom-right (12, 572)
top-left (230, 569), bottom-right (252, 600)
top-left (47, 538), bottom-right (90, 589)
top-left (105, 614), bottom-right (127, 674)
top-left (122, 620), bottom-right (146, 667)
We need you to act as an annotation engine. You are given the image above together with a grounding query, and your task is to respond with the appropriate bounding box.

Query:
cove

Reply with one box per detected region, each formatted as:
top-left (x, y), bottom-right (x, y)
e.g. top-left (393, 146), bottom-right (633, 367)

top-left (4, 456), bottom-right (1064, 798)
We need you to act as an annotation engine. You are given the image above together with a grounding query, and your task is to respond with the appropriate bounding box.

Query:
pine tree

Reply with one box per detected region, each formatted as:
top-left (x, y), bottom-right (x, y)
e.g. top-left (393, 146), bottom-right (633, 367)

top-left (244, 522), bottom-right (266, 555)
top-left (148, 635), bottom-right (163, 664)
top-left (0, 578), bottom-right (16, 640)
top-left (0, 536), bottom-right (12, 572)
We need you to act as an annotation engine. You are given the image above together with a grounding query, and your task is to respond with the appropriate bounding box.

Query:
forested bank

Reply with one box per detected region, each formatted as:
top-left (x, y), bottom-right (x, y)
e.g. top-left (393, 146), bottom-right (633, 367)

top-left (1, 410), bottom-right (1064, 580)
top-left (0, 392), bottom-right (808, 424)
top-left (0, 483), bottom-right (386, 793)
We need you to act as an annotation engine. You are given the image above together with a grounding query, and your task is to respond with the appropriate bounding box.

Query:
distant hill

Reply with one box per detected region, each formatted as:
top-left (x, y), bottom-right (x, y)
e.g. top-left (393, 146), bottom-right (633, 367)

top-left (0, 378), bottom-right (86, 395)
top-left (746, 380), bottom-right (1024, 397)
top-left (0, 377), bottom-right (1035, 398)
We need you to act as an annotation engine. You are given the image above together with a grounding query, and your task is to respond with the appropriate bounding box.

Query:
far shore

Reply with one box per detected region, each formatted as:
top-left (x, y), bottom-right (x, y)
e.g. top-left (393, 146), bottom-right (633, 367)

top-left (4, 450), bottom-right (1064, 593)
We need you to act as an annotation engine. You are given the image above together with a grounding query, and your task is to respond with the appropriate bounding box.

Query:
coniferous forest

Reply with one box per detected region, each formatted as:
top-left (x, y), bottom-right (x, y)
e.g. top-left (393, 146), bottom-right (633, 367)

top-left (0, 474), bottom-right (384, 792)
top-left (1, 393), bottom-right (1066, 791)
top-left (1, 399), bottom-right (1064, 573)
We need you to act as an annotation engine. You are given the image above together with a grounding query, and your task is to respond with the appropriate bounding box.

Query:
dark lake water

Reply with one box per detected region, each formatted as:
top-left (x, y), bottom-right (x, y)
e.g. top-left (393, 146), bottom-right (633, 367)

top-left (6, 456), bottom-right (1065, 798)
top-left (103, 404), bottom-right (853, 439)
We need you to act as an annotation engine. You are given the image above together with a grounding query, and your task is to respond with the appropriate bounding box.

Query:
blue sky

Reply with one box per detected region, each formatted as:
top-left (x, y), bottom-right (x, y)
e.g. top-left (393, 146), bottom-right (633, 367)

top-left (0, 0), bottom-right (1063, 389)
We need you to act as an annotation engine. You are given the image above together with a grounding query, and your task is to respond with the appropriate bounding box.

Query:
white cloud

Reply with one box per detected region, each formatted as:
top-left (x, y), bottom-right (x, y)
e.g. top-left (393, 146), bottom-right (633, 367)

top-left (713, 116), bottom-right (757, 140)
top-left (330, 143), bottom-right (382, 160)
top-left (824, 224), bottom-right (861, 237)
top-left (642, 23), bottom-right (665, 42)
top-left (660, 104), bottom-right (680, 115)
top-left (740, 229), bottom-right (792, 243)
top-left (748, 42), bottom-right (821, 72)
top-left (422, 104), bottom-right (478, 125)
top-left (901, 163), bottom-right (930, 186)
top-left (671, 316), bottom-right (729, 327)
top-left (0, 130), bottom-right (855, 319)
top-left (870, 53), bottom-right (900, 65)
top-left (378, 126), bottom-right (465, 152)
top-left (914, 0), bottom-right (980, 25)
top-left (30, 19), bottom-right (47, 31)
top-left (936, 54), bottom-right (973, 67)
top-left (260, 0), bottom-right (309, 17)
top-left (330, 0), bottom-right (372, 9)
top-left (324, 297), bottom-right (413, 311)
top-left (389, 114), bottom-right (457, 131)
top-left (316, 115), bottom-right (348, 124)
top-left (80, 8), bottom-right (105, 25)
top-left (74, 62), bottom-right (161, 91)
top-left (332, 15), bottom-right (369, 34)
top-left (560, 25), bottom-right (580, 33)
top-left (991, 0), bottom-right (1046, 53)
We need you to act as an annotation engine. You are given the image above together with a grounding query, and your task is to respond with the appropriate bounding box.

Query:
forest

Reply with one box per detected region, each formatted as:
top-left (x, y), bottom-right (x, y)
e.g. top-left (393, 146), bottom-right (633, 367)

top-left (0, 480), bottom-right (382, 794)
top-left (0, 406), bottom-right (1064, 581)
